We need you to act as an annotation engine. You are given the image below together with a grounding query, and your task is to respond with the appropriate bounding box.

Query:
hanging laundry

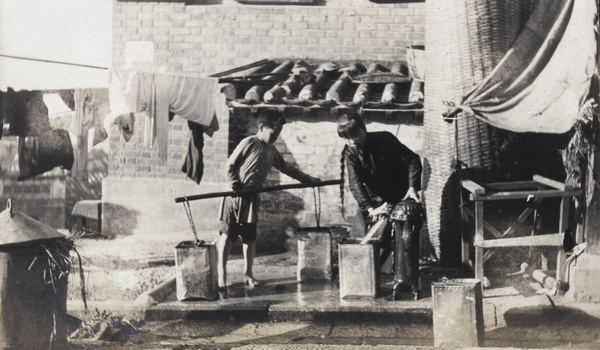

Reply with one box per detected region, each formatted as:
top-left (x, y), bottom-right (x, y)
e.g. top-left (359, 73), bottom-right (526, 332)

top-left (109, 69), bottom-right (219, 161)
top-left (18, 129), bottom-right (74, 181)
top-left (58, 90), bottom-right (75, 110)
top-left (113, 113), bottom-right (135, 141)
top-left (70, 88), bottom-right (111, 181)
top-left (180, 93), bottom-right (224, 185)
top-left (5, 88), bottom-right (52, 137)
top-left (152, 74), bottom-right (219, 161)
top-left (108, 69), bottom-right (153, 143)
top-left (109, 69), bottom-right (152, 117)
top-left (181, 121), bottom-right (205, 184)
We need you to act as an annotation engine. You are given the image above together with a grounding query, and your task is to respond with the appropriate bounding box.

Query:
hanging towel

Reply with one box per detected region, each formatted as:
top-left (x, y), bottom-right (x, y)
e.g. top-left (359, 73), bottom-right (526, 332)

top-left (109, 69), bottom-right (142, 117)
top-left (151, 74), bottom-right (219, 161)
top-left (109, 69), bottom-right (153, 142)
top-left (109, 69), bottom-right (219, 161)
top-left (18, 129), bottom-right (74, 181)
top-left (445, 0), bottom-right (598, 133)
top-left (180, 92), bottom-right (225, 185)
top-left (181, 121), bottom-right (205, 184)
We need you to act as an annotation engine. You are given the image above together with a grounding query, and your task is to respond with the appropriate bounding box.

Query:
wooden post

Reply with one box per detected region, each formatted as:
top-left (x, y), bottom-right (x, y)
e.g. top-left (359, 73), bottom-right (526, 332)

top-left (474, 200), bottom-right (484, 293)
top-left (556, 195), bottom-right (571, 282)
top-left (582, 8), bottom-right (600, 254)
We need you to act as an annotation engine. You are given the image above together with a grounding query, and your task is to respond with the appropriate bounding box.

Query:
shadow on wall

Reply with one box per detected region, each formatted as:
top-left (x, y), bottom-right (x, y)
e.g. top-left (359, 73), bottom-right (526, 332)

top-left (257, 190), bottom-right (304, 254)
top-left (65, 147), bottom-right (110, 228)
top-left (101, 202), bottom-right (140, 238)
top-left (66, 148), bottom-right (109, 198)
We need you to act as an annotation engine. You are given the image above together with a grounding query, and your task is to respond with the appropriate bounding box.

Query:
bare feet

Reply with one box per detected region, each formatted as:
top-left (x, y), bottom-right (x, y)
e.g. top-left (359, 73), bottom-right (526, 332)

top-left (218, 279), bottom-right (227, 290)
top-left (244, 275), bottom-right (262, 288)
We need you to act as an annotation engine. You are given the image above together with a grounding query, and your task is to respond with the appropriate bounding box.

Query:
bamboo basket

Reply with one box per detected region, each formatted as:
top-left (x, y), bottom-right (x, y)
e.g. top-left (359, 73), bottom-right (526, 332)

top-left (422, 0), bottom-right (534, 265)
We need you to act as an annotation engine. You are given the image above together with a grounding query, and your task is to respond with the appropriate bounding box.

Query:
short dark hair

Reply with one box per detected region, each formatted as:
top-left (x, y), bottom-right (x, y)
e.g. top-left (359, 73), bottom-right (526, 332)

top-left (258, 109), bottom-right (286, 128)
top-left (337, 114), bottom-right (366, 139)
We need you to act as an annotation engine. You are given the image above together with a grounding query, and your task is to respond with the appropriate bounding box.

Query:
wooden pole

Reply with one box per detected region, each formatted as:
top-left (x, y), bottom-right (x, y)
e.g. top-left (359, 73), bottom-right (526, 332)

top-left (174, 179), bottom-right (342, 203)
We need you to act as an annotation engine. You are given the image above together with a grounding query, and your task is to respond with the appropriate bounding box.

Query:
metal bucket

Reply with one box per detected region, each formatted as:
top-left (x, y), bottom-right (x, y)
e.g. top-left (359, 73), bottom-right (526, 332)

top-left (338, 239), bottom-right (380, 300)
top-left (431, 278), bottom-right (484, 347)
top-left (175, 241), bottom-right (218, 301)
top-left (297, 227), bottom-right (333, 282)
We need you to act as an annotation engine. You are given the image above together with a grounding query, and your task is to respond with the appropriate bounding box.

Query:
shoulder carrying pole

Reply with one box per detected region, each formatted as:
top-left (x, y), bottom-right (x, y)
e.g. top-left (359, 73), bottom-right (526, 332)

top-left (174, 179), bottom-right (342, 203)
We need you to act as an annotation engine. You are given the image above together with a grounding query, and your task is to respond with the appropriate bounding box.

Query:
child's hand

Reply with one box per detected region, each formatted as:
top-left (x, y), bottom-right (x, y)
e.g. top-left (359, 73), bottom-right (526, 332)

top-left (309, 176), bottom-right (321, 183)
top-left (231, 182), bottom-right (242, 192)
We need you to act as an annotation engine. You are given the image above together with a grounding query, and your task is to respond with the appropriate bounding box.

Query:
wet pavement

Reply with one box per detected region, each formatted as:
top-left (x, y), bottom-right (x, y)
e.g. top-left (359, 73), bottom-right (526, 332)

top-left (67, 251), bottom-right (600, 349)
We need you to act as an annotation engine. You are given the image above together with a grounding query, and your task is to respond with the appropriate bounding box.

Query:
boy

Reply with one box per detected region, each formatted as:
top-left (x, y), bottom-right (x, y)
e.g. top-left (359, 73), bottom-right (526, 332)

top-left (218, 109), bottom-right (320, 289)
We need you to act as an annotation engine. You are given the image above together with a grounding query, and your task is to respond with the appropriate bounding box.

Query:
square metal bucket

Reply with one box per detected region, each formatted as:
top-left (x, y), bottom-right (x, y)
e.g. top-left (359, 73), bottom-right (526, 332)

top-left (432, 278), bottom-right (484, 347)
top-left (175, 241), bottom-right (218, 301)
top-left (338, 239), bottom-right (380, 300)
top-left (297, 227), bottom-right (333, 282)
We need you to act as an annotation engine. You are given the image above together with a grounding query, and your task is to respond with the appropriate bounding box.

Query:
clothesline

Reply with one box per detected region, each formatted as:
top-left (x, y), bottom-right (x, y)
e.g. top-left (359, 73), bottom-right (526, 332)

top-left (0, 54), bottom-right (109, 70)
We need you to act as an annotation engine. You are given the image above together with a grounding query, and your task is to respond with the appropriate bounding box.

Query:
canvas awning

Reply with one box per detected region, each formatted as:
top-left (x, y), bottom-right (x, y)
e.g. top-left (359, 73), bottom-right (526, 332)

top-left (446, 0), bottom-right (598, 133)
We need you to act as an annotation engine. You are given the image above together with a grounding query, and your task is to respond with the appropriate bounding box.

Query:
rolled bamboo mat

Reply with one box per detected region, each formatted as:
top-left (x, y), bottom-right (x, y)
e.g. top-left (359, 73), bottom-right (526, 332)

top-left (422, 0), bottom-right (533, 266)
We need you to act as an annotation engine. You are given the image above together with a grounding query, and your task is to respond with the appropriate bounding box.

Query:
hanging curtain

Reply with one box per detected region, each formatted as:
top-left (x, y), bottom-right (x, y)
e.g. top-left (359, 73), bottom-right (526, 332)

top-left (446, 0), bottom-right (598, 133)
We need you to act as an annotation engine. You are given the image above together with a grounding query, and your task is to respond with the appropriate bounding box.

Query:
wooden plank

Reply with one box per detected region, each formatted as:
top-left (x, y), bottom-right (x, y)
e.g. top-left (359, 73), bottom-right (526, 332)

top-left (471, 189), bottom-right (582, 201)
top-left (461, 180), bottom-right (486, 195)
top-left (461, 206), bottom-right (503, 237)
top-left (533, 174), bottom-right (573, 191)
top-left (556, 195), bottom-right (571, 282)
top-left (474, 201), bottom-right (484, 288)
top-left (500, 198), bottom-right (542, 238)
top-left (477, 233), bottom-right (563, 248)
top-left (479, 181), bottom-right (538, 191)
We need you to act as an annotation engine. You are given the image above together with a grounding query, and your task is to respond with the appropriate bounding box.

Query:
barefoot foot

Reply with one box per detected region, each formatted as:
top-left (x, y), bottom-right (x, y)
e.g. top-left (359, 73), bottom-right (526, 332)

top-left (244, 275), bottom-right (262, 288)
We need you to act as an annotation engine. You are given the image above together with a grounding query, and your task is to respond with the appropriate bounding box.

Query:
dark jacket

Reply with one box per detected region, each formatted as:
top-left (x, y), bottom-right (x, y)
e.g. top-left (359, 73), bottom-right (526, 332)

top-left (344, 131), bottom-right (422, 213)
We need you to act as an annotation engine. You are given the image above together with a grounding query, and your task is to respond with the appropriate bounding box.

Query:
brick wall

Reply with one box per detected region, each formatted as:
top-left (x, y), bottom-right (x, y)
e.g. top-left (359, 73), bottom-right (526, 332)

top-left (112, 0), bottom-right (425, 75)
top-left (106, 0), bottom-right (426, 251)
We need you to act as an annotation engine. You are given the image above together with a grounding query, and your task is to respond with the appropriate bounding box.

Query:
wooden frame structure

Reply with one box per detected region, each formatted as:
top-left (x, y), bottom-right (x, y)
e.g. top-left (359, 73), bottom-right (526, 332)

top-left (460, 175), bottom-right (581, 292)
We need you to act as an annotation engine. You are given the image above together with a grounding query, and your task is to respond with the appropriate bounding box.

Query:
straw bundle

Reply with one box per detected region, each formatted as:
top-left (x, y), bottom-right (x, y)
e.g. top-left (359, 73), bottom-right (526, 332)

top-left (423, 0), bottom-right (533, 265)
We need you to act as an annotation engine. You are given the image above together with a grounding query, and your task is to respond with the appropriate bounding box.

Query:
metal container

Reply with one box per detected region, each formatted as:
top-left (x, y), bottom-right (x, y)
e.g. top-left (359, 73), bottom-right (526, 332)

top-left (175, 241), bottom-right (219, 301)
top-left (297, 227), bottom-right (333, 281)
top-left (432, 278), bottom-right (484, 347)
top-left (338, 239), bottom-right (380, 300)
top-left (390, 200), bottom-right (425, 300)
top-left (0, 199), bottom-right (69, 349)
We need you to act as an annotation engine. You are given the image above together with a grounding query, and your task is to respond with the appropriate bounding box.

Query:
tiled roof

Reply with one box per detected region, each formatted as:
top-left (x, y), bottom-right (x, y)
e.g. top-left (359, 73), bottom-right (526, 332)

top-left (214, 59), bottom-right (424, 115)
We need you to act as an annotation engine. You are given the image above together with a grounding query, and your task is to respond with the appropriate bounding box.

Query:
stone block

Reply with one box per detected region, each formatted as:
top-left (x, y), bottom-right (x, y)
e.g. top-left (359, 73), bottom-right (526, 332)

top-left (566, 254), bottom-right (600, 303)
